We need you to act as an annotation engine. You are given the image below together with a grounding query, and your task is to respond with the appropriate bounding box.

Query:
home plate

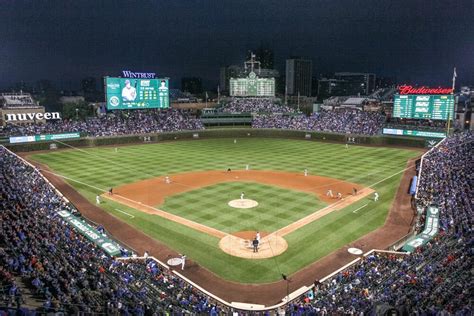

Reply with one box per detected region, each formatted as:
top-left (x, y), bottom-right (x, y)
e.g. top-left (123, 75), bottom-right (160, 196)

top-left (228, 199), bottom-right (258, 209)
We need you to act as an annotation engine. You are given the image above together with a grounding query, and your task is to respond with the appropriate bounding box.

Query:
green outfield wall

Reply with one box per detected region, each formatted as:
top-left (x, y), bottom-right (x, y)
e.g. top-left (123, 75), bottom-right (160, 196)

top-left (5, 128), bottom-right (427, 152)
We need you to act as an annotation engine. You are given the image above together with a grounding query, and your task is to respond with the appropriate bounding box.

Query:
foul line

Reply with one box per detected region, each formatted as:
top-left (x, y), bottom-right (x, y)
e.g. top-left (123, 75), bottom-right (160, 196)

top-left (273, 187), bottom-right (375, 237)
top-left (114, 208), bottom-right (135, 218)
top-left (103, 193), bottom-right (227, 239)
top-left (352, 203), bottom-right (368, 214)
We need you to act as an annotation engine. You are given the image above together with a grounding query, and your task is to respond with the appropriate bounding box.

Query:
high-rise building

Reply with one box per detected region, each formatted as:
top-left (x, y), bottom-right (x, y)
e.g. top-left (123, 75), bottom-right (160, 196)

top-left (333, 72), bottom-right (376, 96)
top-left (285, 58), bottom-right (313, 97)
top-left (181, 77), bottom-right (203, 94)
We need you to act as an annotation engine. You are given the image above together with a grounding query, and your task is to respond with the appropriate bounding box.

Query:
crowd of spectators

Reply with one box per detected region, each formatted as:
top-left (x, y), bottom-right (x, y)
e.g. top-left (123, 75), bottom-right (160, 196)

top-left (221, 98), bottom-right (295, 114)
top-left (285, 131), bottom-right (472, 314)
top-left (0, 125), bottom-right (471, 314)
top-left (0, 147), bottom-right (224, 314)
top-left (1, 109), bottom-right (203, 137)
top-left (253, 108), bottom-right (386, 135)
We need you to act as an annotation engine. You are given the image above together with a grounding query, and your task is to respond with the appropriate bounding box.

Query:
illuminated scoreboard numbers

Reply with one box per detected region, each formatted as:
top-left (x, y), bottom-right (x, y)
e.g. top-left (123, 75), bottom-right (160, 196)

top-left (392, 94), bottom-right (454, 120)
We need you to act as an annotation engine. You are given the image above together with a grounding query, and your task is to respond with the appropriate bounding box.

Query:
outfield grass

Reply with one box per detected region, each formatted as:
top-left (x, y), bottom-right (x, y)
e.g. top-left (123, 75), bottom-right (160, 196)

top-left (160, 181), bottom-right (326, 233)
top-left (29, 138), bottom-right (420, 283)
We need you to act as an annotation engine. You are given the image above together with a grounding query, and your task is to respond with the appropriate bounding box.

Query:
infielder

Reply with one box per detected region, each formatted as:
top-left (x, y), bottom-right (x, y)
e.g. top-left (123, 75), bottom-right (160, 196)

top-left (326, 189), bottom-right (333, 198)
top-left (96, 195), bottom-right (101, 204)
top-left (165, 176), bottom-right (171, 184)
top-left (337, 192), bottom-right (342, 199)
top-left (246, 164), bottom-right (250, 171)
top-left (374, 192), bottom-right (379, 202)
top-left (304, 169), bottom-right (308, 176)
top-left (256, 231), bottom-right (261, 243)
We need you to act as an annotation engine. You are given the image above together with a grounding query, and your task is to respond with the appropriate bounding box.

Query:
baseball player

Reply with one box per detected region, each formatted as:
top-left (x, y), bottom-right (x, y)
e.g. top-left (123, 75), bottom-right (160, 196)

top-left (240, 192), bottom-right (245, 200)
top-left (337, 192), bottom-right (342, 199)
top-left (256, 231), bottom-right (261, 243)
top-left (181, 254), bottom-right (186, 270)
top-left (374, 192), bottom-right (379, 202)
top-left (234, 139), bottom-right (237, 144)
top-left (326, 189), bottom-right (333, 198)
top-left (304, 169), bottom-right (308, 176)
top-left (246, 164), bottom-right (250, 171)
top-left (165, 176), bottom-right (171, 184)
top-left (353, 187), bottom-right (358, 196)
top-left (115, 147), bottom-right (118, 153)
top-left (345, 143), bottom-right (349, 149)
top-left (96, 195), bottom-right (101, 204)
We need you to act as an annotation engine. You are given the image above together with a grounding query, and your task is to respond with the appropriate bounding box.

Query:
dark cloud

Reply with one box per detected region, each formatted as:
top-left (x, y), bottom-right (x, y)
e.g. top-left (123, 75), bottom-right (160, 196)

top-left (0, 0), bottom-right (473, 89)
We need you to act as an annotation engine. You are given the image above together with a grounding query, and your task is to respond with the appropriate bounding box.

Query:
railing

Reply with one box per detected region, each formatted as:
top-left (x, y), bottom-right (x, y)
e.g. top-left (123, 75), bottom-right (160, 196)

top-left (414, 136), bottom-right (447, 199)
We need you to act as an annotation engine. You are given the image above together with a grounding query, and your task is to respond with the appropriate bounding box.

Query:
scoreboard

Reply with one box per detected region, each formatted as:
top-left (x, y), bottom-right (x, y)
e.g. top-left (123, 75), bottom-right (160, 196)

top-left (230, 72), bottom-right (275, 97)
top-left (105, 77), bottom-right (169, 110)
top-left (393, 94), bottom-right (454, 120)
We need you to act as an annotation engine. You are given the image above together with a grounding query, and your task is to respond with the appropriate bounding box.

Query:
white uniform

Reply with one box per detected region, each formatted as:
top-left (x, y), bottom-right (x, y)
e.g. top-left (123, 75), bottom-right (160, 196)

top-left (304, 169), bottom-right (308, 176)
top-left (234, 139), bottom-right (237, 144)
top-left (181, 255), bottom-right (186, 270)
top-left (326, 189), bottom-right (333, 197)
top-left (374, 192), bottom-right (379, 202)
top-left (121, 86), bottom-right (137, 101)
top-left (96, 195), bottom-right (100, 204)
top-left (246, 164), bottom-right (250, 171)
top-left (240, 192), bottom-right (245, 200)
top-left (165, 176), bottom-right (171, 184)
top-left (256, 232), bottom-right (261, 243)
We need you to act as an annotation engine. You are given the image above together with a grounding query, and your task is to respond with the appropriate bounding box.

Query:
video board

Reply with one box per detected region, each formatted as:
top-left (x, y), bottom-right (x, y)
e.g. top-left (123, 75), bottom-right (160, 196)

top-left (230, 72), bottom-right (275, 97)
top-left (393, 94), bottom-right (454, 120)
top-left (105, 77), bottom-right (169, 110)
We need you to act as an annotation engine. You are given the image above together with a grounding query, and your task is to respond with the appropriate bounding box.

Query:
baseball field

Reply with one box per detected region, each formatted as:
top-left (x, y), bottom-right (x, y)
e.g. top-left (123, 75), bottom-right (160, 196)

top-left (28, 138), bottom-right (420, 284)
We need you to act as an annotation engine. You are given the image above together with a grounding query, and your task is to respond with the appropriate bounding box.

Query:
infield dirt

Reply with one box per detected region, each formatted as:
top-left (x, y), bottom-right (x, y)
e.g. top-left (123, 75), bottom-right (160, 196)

top-left (27, 159), bottom-right (417, 306)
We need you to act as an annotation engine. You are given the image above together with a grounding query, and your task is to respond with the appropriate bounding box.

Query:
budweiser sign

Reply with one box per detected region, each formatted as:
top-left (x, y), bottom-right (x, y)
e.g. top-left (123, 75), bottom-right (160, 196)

top-left (398, 85), bottom-right (453, 95)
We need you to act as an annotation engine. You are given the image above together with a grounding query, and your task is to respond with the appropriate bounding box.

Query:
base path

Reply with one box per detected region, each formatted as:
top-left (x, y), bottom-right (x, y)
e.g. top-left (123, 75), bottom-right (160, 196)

top-left (26, 158), bottom-right (418, 306)
top-left (110, 170), bottom-right (364, 206)
top-left (105, 170), bottom-right (369, 259)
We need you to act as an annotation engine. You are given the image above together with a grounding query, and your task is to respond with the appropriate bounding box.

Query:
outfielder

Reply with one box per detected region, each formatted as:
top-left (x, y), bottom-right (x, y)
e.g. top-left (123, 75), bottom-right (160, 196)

top-left (374, 192), bottom-right (379, 202)
top-left (96, 195), bottom-right (101, 204)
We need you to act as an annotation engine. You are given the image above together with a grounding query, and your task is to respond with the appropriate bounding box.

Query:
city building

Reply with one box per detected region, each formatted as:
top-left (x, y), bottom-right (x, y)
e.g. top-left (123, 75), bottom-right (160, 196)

top-left (334, 72), bottom-right (376, 96)
top-left (285, 58), bottom-right (313, 97)
top-left (181, 77), bottom-right (203, 95)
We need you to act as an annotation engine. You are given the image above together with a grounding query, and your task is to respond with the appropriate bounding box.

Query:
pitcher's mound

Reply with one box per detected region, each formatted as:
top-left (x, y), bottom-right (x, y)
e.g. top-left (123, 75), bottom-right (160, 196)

top-left (228, 199), bottom-right (258, 209)
top-left (219, 231), bottom-right (288, 259)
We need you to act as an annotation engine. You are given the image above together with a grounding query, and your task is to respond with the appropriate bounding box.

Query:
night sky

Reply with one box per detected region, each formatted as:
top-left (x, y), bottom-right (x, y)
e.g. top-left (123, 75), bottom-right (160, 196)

top-left (1, 0), bottom-right (473, 90)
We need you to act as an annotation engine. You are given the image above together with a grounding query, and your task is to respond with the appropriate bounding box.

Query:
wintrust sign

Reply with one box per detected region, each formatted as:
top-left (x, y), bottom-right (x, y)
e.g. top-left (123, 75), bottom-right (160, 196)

top-left (5, 112), bottom-right (61, 122)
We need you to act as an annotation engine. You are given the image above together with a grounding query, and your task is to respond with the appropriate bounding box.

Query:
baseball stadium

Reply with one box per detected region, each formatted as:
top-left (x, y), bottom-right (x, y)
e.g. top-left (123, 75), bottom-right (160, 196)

top-left (1, 3), bottom-right (473, 314)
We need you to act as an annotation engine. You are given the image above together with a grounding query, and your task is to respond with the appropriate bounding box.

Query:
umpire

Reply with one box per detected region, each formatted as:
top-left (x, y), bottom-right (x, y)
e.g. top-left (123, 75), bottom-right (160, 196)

top-left (252, 237), bottom-right (259, 253)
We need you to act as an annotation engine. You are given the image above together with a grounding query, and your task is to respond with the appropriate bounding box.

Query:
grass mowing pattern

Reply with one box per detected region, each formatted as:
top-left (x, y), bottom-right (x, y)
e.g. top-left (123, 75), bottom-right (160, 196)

top-left (161, 181), bottom-right (326, 233)
top-left (29, 138), bottom-right (420, 283)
